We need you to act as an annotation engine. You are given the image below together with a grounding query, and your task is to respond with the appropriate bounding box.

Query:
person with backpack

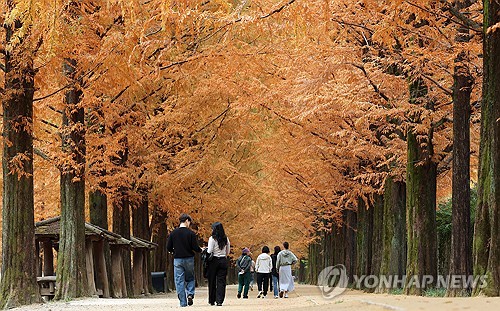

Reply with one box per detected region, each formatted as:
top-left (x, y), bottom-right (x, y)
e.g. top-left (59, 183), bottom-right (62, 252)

top-left (270, 245), bottom-right (281, 298)
top-left (255, 246), bottom-right (272, 298)
top-left (236, 248), bottom-right (252, 299)
top-left (206, 222), bottom-right (230, 306)
top-left (277, 241), bottom-right (298, 298)
top-left (166, 214), bottom-right (203, 307)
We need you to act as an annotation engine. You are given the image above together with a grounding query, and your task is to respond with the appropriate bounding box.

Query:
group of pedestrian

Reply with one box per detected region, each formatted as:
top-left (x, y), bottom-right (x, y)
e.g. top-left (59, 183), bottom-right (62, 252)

top-left (236, 243), bottom-right (297, 299)
top-left (166, 213), bottom-right (298, 307)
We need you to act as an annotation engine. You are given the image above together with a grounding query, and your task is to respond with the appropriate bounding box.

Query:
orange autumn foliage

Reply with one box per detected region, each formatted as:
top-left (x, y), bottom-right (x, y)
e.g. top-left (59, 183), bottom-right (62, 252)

top-left (0, 0), bottom-right (482, 257)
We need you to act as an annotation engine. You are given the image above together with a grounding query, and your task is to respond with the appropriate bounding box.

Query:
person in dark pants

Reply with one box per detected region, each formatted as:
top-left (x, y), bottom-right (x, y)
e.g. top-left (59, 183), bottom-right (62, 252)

top-left (255, 246), bottom-right (272, 298)
top-left (236, 248), bottom-right (252, 299)
top-left (206, 222), bottom-right (230, 306)
top-left (271, 246), bottom-right (281, 298)
top-left (166, 214), bottom-right (203, 307)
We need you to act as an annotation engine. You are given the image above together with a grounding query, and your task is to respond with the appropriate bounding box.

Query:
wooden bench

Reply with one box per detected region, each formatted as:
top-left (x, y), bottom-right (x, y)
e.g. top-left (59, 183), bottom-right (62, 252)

top-left (37, 276), bottom-right (57, 297)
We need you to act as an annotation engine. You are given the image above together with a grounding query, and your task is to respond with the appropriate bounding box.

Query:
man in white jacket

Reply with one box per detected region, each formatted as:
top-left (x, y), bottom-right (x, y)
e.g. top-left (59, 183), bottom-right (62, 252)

top-left (255, 246), bottom-right (273, 298)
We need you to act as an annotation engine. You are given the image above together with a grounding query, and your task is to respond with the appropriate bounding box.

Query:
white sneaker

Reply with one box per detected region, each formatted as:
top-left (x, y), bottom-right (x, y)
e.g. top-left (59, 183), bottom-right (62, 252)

top-left (274, 296), bottom-right (279, 299)
top-left (284, 291), bottom-right (289, 298)
top-left (262, 295), bottom-right (267, 299)
top-left (257, 291), bottom-right (263, 298)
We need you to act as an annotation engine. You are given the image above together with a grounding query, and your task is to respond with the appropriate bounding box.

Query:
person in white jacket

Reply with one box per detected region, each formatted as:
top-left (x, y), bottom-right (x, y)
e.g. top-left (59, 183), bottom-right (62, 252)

top-left (277, 242), bottom-right (298, 298)
top-left (255, 246), bottom-right (273, 298)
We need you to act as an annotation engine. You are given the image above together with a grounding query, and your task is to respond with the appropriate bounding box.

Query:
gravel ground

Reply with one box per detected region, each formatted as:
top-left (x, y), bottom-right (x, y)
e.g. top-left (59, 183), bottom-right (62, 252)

top-left (12, 284), bottom-right (500, 311)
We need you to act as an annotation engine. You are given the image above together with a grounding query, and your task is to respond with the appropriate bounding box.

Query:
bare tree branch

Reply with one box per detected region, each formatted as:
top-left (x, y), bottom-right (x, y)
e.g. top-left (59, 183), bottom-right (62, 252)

top-left (421, 73), bottom-right (453, 96)
top-left (350, 63), bottom-right (392, 105)
top-left (405, 0), bottom-right (482, 34)
top-left (34, 147), bottom-right (51, 161)
top-left (41, 119), bottom-right (59, 129)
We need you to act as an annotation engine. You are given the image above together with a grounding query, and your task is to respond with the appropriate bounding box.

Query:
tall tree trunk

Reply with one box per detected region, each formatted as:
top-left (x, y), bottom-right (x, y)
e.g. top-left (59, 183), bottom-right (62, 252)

top-left (356, 199), bottom-right (373, 284)
top-left (132, 195), bottom-right (151, 295)
top-left (379, 177), bottom-right (406, 293)
top-left (405, 130), bottom-right (438, 295)
top-left (473, 0), bottom-right (500, 296)
top-left (371, 195), bottom-right (384, 279)
top-left (333, 222), bottom-right (345, 267)
top-left (404, 77), bottom-right (438, 295)
top-left (90, 188), bottom-right (108, 229)
top-left (113, 195), bottom-right (133, 296)
top-left (88, 89), bottom-right (112, 297)
top-left (448, 51), bottom-right (473, 296)
top-left (344, 208), bottom-right (357, 283)
top-left (133, 196), bottom-right (151, 241)
top-left (56, 59), bottom-right (90, 300)
top-left (0, 9), bottom-right (40, 308)
top-left (109, 131), bottom-right (133, 296)
top-left (151, 205), bottom-right (168, 273)
top-left (151, 205), bottom-right (172, 290)
top-left (307, 242), bottom-right (321, 285)
top-left (89, 186), bottom-right (114, 297)
top-left (322, 230), bottom-right (335, 277)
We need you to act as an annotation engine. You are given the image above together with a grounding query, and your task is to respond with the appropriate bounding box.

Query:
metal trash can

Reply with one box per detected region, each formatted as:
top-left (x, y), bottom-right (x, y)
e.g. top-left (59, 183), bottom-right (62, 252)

top-left (151, 271), bottom-right (167, 293)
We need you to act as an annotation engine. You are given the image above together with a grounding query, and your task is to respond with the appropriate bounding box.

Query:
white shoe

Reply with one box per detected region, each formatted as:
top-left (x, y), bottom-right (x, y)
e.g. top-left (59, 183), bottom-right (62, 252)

top-left (284, 291), bottom-right (289, 298)
top-left (274, 296), bottom-right (279, 299)
top-left (262, 295), bottom-right (266, 299)
top-left (257, 291), bottom-right (263, 298)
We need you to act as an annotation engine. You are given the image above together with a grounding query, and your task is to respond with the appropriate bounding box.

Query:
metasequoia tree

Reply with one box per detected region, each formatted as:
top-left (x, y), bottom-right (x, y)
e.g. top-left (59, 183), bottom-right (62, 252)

top-left (473, 0), bottom-right (500, 297)
top-left (54, 0), bottom-right (93, 299)
top-left (55, 56), bottom-right (89, 299)
top-left (29, 0), bottom-right (144, 298)
top-left (0, 1), bottom-right (42, 307)
top-left (245, 0), bottom-right (482, 293)
top-left (121, 0), bottom-right (317, 254)
top-left (238, 1), bottom-right (404, 278)
top-left (333, 0), bottom-right (481, 294)
top-left (1, 0), bottom-right (494, 304)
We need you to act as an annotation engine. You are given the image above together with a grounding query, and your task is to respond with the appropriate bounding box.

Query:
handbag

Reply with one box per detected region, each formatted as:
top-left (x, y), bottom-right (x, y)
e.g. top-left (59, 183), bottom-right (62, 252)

top-left (201, 248), bottom-right (214, 278)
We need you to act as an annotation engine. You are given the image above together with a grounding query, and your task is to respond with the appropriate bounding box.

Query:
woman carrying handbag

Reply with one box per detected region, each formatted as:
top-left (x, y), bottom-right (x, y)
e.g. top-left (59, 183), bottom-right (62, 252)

top-left (206, 222), bottom-right (230, 306)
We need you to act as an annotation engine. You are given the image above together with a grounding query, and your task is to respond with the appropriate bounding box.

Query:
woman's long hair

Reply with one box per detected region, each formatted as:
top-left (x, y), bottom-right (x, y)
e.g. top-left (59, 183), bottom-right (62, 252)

top-left (274, 246), bottom-right (281, 255)
top-left (211, 222), bottom-right (228, 249)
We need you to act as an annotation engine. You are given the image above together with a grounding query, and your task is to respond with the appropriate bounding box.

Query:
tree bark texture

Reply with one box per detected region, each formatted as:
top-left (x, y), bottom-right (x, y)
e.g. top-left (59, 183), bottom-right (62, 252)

top-left (448, 51), bottom-right (473, 296)
top-left (113, 196), bottom-right (133, 296)
top-left (405, 130), bottom-right (438, 295)
top-left (132, 196), bottom-right (152, 295)
top-left (55, 59), bottom-right (90, 300)
top-left (379, 177), bottom-right (406, 292)
top-left (0, 8), bottom-right (40, 307)
top-left (472, 0), bottom-right (500, 296)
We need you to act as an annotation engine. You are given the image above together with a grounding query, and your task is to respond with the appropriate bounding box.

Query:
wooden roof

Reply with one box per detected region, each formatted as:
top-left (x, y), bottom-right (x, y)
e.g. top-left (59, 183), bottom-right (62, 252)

top-left (130, 236), bottom-right (158, 249)
top-left (35, 216), bottom-right (156, 248)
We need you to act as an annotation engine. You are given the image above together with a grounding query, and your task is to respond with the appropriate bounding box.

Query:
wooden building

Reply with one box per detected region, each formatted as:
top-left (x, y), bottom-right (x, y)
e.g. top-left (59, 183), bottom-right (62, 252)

top-left (35, 217), bottom-right (156, 299)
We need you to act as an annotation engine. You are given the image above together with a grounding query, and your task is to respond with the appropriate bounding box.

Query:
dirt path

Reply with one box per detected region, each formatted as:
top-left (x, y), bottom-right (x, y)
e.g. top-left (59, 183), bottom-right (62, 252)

top-left (14, 284), bottom-right (500, 310)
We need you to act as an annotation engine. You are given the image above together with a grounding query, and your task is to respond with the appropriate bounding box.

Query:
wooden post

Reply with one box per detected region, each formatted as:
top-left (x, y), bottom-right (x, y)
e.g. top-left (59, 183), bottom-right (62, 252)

top-left (142, 250), bottom-right (149, 295)
top-left (120, 248), bottom-right (128, 298)
top-left (42, 240), bottom-right (54, 277)
top-left (36, 240), bottom-right (41, 277)
top-left (110, 245), bottom-right (123, 298)
top-left (85, 239), bottom-right (97, 295)
top-left (133, 249), bottom-right (144, 296)
top-left (94, 240), bottom-right (110, 298)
